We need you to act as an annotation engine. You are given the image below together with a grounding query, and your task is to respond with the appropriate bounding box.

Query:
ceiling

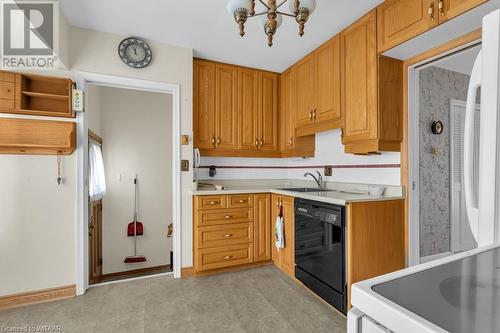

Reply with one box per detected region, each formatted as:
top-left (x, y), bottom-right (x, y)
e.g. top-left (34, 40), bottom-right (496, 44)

top-left (432, 45), bottom-right (480, 76)
top-left (59, 0), bottom-right (383, 72)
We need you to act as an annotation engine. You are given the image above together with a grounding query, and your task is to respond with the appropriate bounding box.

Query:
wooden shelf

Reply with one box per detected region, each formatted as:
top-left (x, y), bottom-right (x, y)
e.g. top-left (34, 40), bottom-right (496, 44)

top-left (22, 91), bottom-right (69, 100)
top-left (0, 118), bottom-right (76, 155)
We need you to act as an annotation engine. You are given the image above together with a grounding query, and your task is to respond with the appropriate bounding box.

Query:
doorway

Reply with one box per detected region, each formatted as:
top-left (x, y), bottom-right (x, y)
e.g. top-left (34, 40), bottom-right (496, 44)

top-left (86, 84), bottom-right (174, 284)
top-left (408, 44), bottom-right (481, 264)
top-left (76, 73), bottom-right (181, 295)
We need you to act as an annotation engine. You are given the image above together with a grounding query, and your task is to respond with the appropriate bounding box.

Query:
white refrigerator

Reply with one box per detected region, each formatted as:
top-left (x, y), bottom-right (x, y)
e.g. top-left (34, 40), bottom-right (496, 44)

top-left (348, 9), bottom-right (500, 333)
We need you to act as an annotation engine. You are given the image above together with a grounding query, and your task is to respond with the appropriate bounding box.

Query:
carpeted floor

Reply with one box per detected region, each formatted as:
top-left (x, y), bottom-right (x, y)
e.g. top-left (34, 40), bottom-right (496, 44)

top-left (0, 265), bottom-right (347, 333)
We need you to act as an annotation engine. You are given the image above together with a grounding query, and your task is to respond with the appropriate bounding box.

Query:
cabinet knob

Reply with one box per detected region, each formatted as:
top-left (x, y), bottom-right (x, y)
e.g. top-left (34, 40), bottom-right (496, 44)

top-left (255, 139), bottom-right (259, 147)
top-left (259, 139), bottom-right (263, 147)
top-left (309, 110), bottom-right (313, 120)
top-left (224, 234), bottom-right (233, 238)
top-left (225, 215), bottom-right (232, 219)
top-left (238, 199), bottom-right (245, 203)
top-left (216, 137), bottom-right (221, 145)
top-left (313, 109), bottom-right (317, 120)
top-left (224, 255), bottom-right (233, 260)
top-left (289, 137), bottom-right (294, 145)
top-left (211, 137), bottom-right (216, 145)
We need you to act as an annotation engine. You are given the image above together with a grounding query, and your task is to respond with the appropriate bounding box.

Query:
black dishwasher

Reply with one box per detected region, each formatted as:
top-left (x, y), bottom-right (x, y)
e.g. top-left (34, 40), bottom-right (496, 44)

top-left (294, 198), bottom-right (346, 313)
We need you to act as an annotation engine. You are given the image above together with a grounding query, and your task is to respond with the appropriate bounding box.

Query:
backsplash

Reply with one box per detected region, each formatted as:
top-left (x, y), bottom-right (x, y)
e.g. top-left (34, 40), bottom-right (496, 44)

top-left (198, 129), bottom-right (401, 185)
top-left (418, 66), bottom-right (470, 258)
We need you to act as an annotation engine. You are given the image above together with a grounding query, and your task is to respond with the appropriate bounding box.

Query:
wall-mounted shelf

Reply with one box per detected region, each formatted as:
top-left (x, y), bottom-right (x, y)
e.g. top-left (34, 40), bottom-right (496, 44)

top-left (22, 91), bottom-right (69, 100)
top-left (0, 71), bottom-right (74, 118)
top-left (0, 118), bottom-right (76, 155)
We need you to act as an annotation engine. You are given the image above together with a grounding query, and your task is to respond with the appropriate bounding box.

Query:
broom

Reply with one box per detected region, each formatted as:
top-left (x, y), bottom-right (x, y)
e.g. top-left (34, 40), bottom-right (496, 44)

top-left (124, 175), bottom-right (147, 263)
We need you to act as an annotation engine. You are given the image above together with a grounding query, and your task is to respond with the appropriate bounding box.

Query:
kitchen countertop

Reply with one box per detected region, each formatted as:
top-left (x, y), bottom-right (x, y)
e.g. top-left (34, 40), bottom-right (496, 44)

top-left (191, 181), bottom-right (404, 206)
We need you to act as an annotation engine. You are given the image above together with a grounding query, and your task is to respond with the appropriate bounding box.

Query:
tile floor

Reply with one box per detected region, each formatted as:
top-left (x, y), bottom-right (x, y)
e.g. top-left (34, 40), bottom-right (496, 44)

top-left (0, 266), bottom-right (347, 333)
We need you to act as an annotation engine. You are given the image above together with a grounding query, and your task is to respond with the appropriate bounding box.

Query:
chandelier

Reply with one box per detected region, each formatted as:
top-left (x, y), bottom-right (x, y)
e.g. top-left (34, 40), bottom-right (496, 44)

top-left (226, 0), bottom-right (317, 47)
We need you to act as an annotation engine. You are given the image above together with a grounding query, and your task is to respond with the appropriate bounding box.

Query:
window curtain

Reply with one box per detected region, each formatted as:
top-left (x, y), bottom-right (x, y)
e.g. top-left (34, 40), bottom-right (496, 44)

top-left (89, 141), bottom-right (106, 201)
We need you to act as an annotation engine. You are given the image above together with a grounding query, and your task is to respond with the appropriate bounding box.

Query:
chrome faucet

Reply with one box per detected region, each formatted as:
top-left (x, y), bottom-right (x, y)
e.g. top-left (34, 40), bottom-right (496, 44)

top-left (304, 171), bottom-right (324, 190)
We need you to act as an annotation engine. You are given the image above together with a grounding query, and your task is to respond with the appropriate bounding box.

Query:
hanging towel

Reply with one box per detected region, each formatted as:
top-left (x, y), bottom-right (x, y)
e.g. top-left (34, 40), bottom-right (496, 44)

top-left (274, 215), bottom-right (285, 250)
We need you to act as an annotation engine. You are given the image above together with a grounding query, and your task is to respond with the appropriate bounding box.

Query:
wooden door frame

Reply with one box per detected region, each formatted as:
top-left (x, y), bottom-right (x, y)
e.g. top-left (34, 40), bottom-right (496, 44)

top-left (88, 130), bottom-right (103, 285)
top-left (74, 72), bottom-right (182, 296)
top-left (401, 29), bottom-right (482, 266)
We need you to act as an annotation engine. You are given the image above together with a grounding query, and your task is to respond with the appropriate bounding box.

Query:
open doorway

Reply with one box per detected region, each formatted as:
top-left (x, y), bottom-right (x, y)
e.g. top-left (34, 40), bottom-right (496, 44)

top-left (409, 44), bottom-right (481, 264)
top-left (86, 84), bottom-right (174, 284)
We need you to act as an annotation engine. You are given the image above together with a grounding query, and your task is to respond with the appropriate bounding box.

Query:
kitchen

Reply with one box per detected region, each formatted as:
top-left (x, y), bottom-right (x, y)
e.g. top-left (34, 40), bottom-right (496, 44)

top-left (1, 0), bottom-right (500, 332)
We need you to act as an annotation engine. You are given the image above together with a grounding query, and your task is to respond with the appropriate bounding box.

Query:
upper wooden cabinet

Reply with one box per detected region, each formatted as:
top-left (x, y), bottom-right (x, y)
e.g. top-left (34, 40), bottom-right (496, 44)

top-left (279, 68), bottom-right (315, 157)
top-left (194, 59), bottom-right (289, 158)
top-left (215, 64), bottom-right (239, 150)
top-left (194, 60), bottom-right (216, 149)
top-left (377, 0), bottom-right (438, 53)
top-left (377, 0), bottom-right (487, 52)
top-left (439, 0), bottom-right (487, 22)
top-left (295, 36), bottom-right (342, 137)
top-left (258, 72), bottom-right (279, 151)
top-left (194, 60), bottom-right (239, 151)
top-left (0, 71), bottom-right (74, 118)
top-left (341, 10), bottom-right (403, 154)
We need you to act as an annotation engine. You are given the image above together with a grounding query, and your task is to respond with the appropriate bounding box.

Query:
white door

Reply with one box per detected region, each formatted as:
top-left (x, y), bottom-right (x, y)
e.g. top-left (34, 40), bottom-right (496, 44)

top-left (464, 9), bottom-right (500, 247)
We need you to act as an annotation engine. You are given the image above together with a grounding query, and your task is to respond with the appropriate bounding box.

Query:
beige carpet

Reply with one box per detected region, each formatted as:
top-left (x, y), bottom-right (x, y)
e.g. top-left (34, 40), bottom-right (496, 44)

top-left (0, 266), bottom-right (347, 332)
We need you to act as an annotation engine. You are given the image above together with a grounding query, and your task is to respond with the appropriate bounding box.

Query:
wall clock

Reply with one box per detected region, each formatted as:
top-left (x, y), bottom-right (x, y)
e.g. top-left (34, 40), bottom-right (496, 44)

top-left (118, 37), bottom-right (152, 69)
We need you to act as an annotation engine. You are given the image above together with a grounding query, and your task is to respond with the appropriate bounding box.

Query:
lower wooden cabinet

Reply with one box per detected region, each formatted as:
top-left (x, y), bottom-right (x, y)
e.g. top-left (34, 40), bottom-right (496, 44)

top-left (254, 194), bottom-right (271, 262)
top-left (193, 193), bottom-right (271, 273)
top-left (271, 194), bottom-right (295, 277)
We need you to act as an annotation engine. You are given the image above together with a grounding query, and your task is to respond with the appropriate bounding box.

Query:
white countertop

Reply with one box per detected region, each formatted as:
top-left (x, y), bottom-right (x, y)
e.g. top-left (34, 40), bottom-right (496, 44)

top-left (191, 181), bottom-right (404, 206)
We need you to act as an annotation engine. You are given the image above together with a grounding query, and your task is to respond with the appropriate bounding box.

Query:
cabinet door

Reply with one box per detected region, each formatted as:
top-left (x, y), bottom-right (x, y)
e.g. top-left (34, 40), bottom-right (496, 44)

top-left (281, 196), bottom-right (295, 276)
top-left (315, 36), bottom-right (341, 125)
top-left (215, 64), bottom-right (239, 150)
top-left (341, 10), bottom-right (378, 144)
top-left (254, 194), bottom-right (271, 262)
top-left (377, 0), bottom-right (438, 53)
top-left (238, 68), bottom-right (260, 150)
top-left (295, 55), bottom-right (315, 128)
top-left (439, 0), bottom-right (486, 22)
top-left (280, 69), bottom-right (297, 151)
top-left (194, 60), bottom-right (216, 149)
top-left (259, 72), bottom-right (278, 151)
top-left (271, 194), bottom-right (281, 266)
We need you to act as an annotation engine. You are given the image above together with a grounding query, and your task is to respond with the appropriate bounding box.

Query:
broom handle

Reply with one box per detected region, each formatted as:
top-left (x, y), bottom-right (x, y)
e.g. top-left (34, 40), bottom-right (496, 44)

top-left (134, 175), bottom-right (138, 256)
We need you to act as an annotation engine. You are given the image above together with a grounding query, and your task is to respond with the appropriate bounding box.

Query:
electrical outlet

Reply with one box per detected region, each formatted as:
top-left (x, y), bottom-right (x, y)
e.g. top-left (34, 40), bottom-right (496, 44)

top-left (181, 160), bottom-right (189, 171)
top-left (324, 166), bottom-right (333, 177)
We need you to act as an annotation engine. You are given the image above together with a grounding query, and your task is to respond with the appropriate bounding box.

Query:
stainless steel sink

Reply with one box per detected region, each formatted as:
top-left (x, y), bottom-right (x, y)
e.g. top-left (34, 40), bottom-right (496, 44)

top-left (278, 187), bottom-right (333, 193)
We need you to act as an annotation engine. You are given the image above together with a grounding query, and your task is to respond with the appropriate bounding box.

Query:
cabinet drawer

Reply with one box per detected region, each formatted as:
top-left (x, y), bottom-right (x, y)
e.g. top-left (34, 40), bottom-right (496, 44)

top-left (227, 194), bottom-right (254, 208)
top-left (0, 72), bottom-right (15, 82)
top-left (197, 223), bottom-right (253, 249)
top-left (197, 243), bottom-right (253, 271)
top-left (197, 208), bottom-right (253, 227)
top-left (0, 99), bottom-right (14, 109)
top-left (197, 195), bottom-right (226, 210)
top-left (0, 82), bottom-right (14, 99)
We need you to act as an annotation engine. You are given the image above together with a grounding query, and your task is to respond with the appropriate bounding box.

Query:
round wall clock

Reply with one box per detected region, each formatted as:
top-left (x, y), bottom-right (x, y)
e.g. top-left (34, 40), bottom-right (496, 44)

top-left (118, 37), bottom-right (152, 68)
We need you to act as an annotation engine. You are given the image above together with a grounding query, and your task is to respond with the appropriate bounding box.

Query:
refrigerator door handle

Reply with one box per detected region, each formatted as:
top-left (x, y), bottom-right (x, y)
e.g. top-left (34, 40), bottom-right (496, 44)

top-left (464, 50), bottom-right (482, 242)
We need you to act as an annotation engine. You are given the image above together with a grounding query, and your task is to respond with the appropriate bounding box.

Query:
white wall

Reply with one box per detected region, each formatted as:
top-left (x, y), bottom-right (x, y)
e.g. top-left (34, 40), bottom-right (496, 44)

top-left (200, 129), bottom-right (401, 185)
top-left (94, 86), bottom-right (173, 274)
top-left (0, 155), bottom-right (76, 296)
top-left (87, 84), bottom-right (102, 137)
top-left (69, 27), bottom-right (194, 269)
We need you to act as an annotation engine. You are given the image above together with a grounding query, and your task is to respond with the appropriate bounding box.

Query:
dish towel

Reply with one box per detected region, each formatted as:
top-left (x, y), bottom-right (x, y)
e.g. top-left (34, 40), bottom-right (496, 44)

top-left (274, 215), bottom-right (284, 250)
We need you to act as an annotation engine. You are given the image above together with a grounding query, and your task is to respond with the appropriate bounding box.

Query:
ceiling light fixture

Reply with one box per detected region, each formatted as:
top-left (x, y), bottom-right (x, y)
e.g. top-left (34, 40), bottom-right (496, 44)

top-left (226, 0), bottom-right (316, 47)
